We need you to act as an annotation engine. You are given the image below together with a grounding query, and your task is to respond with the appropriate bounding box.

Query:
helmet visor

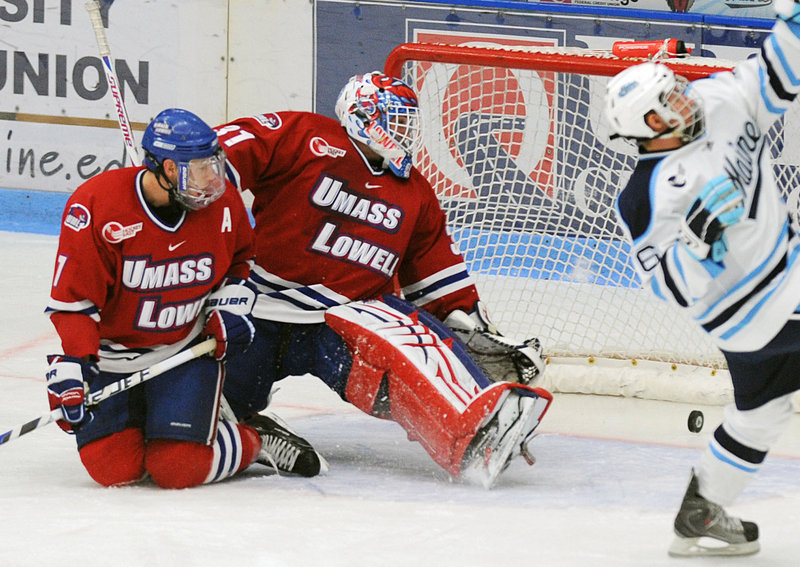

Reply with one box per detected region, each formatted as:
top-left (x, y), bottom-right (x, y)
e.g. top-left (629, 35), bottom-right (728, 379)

top-left (176, 148), bottom-right (227, 210)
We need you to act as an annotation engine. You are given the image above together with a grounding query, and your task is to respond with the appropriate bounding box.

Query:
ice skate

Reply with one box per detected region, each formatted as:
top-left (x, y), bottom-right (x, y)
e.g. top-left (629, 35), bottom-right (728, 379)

top-left (246, 412), bottom-right (327, 477)
top-left (668, 472), bottom-right (759, 557)
top-left (460, 390), bottom-right (549, 489)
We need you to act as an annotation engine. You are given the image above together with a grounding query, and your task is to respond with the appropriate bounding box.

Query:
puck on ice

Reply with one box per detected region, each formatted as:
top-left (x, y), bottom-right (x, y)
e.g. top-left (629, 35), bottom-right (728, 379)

top-left (688, 410), bottom-right (704, 433)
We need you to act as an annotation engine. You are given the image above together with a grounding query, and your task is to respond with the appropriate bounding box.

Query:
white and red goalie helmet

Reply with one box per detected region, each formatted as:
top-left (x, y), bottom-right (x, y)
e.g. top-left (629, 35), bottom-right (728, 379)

top-left (334, 71), bottom-right (421, 178)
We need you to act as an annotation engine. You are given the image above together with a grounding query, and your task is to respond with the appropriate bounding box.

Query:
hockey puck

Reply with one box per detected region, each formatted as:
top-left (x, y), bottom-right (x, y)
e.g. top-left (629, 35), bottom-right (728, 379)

top-left (687, 410), bottom-right (704, 433)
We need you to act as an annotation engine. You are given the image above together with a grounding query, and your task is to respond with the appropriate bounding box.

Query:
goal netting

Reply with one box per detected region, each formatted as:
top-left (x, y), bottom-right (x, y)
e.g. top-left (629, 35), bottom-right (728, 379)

top-left (385, 42), bottom-right (800, 404)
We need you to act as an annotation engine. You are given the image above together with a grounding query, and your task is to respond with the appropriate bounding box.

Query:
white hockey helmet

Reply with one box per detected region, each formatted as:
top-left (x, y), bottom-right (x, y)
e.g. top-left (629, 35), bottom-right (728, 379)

top-left (604, 62), bottom-right (704, 143)
top-left (335, 71), bottom-right (421, 178)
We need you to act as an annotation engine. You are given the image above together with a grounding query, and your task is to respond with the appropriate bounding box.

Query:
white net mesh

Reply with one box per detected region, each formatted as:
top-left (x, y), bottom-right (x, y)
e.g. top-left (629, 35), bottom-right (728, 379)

top-left (394, 44), bottom-right (800, 370)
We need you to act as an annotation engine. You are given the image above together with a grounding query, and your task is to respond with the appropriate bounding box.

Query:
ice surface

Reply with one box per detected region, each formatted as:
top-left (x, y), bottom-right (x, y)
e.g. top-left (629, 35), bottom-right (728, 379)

top-left (1, 231), bottom-right (799, 566)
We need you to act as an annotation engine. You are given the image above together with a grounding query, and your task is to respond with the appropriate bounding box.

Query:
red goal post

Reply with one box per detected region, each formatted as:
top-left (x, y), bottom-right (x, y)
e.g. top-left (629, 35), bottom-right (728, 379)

top-left (385, 41), bottom-right (730, 82)
top-left (383, 42), bottom-right (794, 404)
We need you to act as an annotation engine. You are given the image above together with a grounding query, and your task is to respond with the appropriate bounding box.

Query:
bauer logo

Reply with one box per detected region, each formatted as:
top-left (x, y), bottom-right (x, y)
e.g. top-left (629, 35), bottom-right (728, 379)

top-left (64, 203), bottom-right (91, 232)
top-left (152, 121), bottom-right (174, 136)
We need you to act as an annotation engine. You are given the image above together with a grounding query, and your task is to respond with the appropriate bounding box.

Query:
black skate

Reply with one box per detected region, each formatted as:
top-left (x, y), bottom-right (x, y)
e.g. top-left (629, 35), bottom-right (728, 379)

top-left (668, 471), bottom-right (759, 557)
top-left (246, 413), bottom-right (326, 477)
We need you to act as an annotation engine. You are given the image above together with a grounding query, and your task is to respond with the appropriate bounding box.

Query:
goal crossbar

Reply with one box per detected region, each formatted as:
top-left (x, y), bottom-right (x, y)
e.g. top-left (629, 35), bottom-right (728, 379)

top-left (385, 42), bottom-right (733, 81)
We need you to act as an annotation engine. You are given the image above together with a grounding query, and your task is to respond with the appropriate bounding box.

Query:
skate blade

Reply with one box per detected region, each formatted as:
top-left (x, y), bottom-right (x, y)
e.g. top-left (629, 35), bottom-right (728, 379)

top-left (318, 451), bottom-right (330, 474)
top-left (461, 397), bottom-right (541, 490)
top-left (668, 535), bottom-right (760, 557)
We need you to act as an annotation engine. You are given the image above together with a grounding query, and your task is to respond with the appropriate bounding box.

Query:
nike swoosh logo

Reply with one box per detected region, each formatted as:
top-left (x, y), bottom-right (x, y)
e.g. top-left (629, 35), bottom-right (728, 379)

top-left (365, 183), bottom-right (381, 189)
top-left (168, 241), bottom-right (186, 251)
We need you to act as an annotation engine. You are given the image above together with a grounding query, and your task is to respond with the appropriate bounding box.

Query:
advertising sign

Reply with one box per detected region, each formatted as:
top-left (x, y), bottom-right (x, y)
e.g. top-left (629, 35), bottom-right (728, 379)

top-left (537, 0), bottom-right (775, 18)
top-left (0, 0), bottom-right (228, 193)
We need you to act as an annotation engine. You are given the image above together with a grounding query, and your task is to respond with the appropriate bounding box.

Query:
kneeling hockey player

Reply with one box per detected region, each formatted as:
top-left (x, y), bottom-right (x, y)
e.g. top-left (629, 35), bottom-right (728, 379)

top-left (45, 109), bottom-right (321, 488)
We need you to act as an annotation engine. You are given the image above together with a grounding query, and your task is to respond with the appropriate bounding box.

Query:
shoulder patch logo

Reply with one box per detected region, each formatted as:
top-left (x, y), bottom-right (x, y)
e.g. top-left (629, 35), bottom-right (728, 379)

top-left (64, 204), bottom-right (91, 232)
top-left (310, 136), bottom-right (347, 158)
top-left (254, 113), bottom-right (282, 129)
top-left (102, 221), bottom-right (144, 243)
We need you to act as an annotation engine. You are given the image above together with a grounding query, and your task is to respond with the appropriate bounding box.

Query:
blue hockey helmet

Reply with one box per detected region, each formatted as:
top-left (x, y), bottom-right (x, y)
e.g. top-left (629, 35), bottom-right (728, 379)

top-left (141, 108), bottom-right (227, 210)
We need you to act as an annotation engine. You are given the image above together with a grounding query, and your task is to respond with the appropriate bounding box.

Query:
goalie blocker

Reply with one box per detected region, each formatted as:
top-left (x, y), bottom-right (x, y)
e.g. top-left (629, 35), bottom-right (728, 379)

top-left (324, 295), bottom-right (552, 488)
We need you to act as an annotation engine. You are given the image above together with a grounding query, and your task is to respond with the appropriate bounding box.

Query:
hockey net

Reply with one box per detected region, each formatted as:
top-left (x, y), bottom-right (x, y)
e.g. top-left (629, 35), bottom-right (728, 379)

top-left (385, 42), bottom-right (800, 404)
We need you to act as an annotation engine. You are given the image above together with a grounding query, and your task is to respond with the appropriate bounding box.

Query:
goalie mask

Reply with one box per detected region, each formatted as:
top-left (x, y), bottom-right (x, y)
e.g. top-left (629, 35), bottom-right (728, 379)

top-left (605, 62), bottom-right (704, 144)
top-left (335, 71), bottom-right (421, 178)
top-left (142, 108), bottom-right (227, 211)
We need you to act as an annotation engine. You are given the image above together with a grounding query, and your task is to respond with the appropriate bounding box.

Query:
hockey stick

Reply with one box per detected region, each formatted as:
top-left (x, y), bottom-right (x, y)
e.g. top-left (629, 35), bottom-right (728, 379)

top-left (84, 0), bottom-right (141, 166)
top-left (0, 338), bottom-right (216, 447)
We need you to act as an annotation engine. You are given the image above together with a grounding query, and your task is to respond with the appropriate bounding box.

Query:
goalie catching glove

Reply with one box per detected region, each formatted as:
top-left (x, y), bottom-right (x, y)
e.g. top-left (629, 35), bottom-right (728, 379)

top-left (444, 301), bottom-right (545, 385)
top-left (203, 277), bottom-right (257, 360)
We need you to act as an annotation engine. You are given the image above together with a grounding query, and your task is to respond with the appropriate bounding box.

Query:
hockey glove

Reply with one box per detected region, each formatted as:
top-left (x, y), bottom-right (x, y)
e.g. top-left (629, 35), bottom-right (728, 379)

top-left (45, 354), bottom-right (98, 433)
top-left (203, 278), bottom-right (257, 360)
top-left (444, 301), bottom-right (545, 385)
top-left (679, 175), bottom-right (744, 263)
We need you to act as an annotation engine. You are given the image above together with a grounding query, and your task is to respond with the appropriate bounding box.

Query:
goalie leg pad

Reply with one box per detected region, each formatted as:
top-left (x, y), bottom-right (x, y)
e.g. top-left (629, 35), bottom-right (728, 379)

top-left (381, 294), bottom-right (492, 389)
top-left (325, 298), bottom-right (552, 478)
top-left (344, 357), bottom-right (392, 418)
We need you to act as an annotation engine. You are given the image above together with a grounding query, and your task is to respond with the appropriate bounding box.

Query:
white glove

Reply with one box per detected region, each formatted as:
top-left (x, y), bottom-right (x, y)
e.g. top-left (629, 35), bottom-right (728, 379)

top-left (679, 175), bottom-right (744, 262)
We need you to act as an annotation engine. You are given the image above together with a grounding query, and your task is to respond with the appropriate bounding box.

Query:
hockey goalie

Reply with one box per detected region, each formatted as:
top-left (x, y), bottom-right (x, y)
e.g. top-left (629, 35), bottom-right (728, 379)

top-left (325, 295), bottom-right (552, 489)
top-left (215, 71), bottom-right (551, 487)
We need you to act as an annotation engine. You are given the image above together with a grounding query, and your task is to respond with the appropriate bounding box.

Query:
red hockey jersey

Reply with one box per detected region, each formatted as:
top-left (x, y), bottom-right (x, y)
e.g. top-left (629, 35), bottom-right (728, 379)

top-left (46, 167), bottom-right (254, 373)
top-left (215, 111), bottom-right (479, 323)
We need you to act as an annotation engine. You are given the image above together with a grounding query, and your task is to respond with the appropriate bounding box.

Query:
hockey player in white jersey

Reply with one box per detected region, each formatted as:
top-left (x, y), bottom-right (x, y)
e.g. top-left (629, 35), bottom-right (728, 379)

top-left (605, 0), bottom-right (800, 557)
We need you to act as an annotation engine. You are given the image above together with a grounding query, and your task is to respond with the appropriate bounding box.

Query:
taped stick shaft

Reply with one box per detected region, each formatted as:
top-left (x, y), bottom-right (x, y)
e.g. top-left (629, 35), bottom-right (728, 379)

top-left (0, 410), bottom-right (61, 446)
top-left (0, 339), bottom-right (216, 447)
